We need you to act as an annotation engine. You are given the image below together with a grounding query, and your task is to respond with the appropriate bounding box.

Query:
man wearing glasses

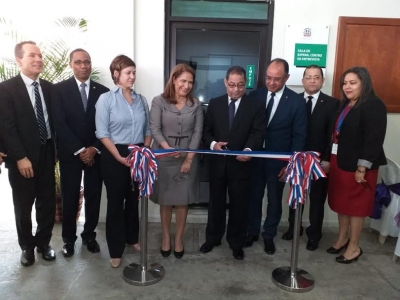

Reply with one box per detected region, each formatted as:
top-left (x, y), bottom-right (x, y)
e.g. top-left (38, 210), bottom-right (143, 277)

top-left (51, 49), bottom-right (109, 257)
top-left (281, 65), bottom-right (339, 251)
top-left (244, 58), bottom-right (307, 255)
top-left (201, 66), bottom-right (264, 260)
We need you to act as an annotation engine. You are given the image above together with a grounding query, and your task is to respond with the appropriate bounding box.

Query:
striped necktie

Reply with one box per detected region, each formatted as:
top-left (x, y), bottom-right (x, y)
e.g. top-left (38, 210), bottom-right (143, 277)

top-left (32, 81), bottom-right (48, 144)
top-left (80, 83), bottom-right (88, 111)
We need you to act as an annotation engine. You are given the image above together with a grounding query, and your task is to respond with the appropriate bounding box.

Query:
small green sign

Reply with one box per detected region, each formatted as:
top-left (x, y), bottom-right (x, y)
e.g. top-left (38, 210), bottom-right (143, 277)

top-left (294, 43), bottom-right (327, 68)
top-left (246, 65), bottom-right (255, 89)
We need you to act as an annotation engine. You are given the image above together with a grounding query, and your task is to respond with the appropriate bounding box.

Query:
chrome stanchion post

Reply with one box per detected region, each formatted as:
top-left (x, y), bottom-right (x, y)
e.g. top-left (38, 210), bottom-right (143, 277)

top-left (123, 196), bottom-right (165, 286)
top-left (272, 193), bottom-right (315, 293)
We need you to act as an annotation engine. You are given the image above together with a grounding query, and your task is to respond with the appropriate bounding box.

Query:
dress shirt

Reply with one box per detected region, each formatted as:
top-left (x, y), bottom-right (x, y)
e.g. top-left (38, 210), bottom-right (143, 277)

top-left (74, 77), bottom-right (90, 98)
top-left (304, 90), bottom-right (320, 113)
top-left (20, 72), bottom-right (51, 139)
top-left (266, 86), bottom-right (285, 124)
top-left (95, 86), bottom-right (150, 145)
top-left (210, 96), bottom-right (250, 151)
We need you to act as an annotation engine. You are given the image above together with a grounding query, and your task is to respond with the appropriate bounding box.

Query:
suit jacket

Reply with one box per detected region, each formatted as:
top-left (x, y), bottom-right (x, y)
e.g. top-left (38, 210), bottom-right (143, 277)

top-left (203, 93), bottom-right (265, 179)
top-left (0, 75), bottom-right (55, 168)
top-left (336, 95), bottom-right (387, 171)
top-left (300, 91), bottom-right (339, 161)
top-left (51, 77), bottom-right (109, 161)
top-left (249, 86), bottom-right (307, 172)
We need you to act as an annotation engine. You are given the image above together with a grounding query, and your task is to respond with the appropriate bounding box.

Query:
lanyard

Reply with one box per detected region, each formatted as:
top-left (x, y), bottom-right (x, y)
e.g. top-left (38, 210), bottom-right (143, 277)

top-left (337, 106), bottom-right (350, 134)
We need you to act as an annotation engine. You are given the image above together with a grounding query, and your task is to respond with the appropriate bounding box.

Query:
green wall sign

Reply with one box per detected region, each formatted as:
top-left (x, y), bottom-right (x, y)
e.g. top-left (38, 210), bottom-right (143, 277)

top-left (246, 65), bottom-right (255, 89)
top-left (294, 43), bottom-right (327, 67)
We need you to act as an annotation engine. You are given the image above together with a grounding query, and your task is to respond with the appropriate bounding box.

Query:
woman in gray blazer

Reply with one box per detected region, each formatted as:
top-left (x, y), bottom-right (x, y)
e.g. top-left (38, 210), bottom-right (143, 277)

top-left (149, 64), bottom-right (203, 258)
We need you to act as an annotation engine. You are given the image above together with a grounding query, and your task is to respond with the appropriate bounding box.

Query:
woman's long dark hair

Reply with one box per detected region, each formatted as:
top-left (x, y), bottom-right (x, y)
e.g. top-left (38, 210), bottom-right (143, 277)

top-left (339, 66), bottom-right (375, 109)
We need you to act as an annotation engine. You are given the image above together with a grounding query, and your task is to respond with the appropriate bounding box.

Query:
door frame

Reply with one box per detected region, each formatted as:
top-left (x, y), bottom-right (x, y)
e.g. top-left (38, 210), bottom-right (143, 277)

top-left (164, 0), bottom-right (275, 89)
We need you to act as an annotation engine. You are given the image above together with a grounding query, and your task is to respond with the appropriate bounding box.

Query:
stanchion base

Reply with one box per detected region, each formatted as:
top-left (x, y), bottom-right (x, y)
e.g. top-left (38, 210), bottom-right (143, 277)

top-left (123, 262), bottom-right (165, 286)
top-left (272, 267), bottom-right (314, 293)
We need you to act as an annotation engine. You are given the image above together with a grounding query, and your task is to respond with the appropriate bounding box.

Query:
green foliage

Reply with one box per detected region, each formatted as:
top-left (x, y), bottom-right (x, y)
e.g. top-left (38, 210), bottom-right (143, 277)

top-left (0, 17), bottom-right (100, 83)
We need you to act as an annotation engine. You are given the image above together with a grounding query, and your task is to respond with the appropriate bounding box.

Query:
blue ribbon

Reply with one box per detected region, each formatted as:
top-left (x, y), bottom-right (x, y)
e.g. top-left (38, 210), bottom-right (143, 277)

top-left (371, 180), bottom-right (400, 219)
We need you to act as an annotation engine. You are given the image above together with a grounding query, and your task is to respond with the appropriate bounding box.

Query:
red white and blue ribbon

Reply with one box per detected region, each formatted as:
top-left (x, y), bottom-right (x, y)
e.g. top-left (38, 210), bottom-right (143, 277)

top-left (126, 145), bottom-right (159, 198)
top-left (126, 147), bottom-right (326, 205)
top-left (285, 151), bottom-right (326, 209)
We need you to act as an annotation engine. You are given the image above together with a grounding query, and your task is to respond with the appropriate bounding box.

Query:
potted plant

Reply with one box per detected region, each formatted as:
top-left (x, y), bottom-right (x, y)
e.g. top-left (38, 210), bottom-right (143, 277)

top-left (1, 17), bottom-right (99, 222)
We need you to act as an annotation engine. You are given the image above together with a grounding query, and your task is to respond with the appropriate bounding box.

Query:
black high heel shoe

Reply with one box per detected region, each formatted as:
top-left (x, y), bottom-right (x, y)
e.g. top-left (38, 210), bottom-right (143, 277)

top-left (326, 239), bottom-right (350, 254)
top-left (174, 248), bottom-right (184, 259)
top-left (160, 247), bottom-right (171, 257)
top-left (336, 247), bottom-right (363, 264)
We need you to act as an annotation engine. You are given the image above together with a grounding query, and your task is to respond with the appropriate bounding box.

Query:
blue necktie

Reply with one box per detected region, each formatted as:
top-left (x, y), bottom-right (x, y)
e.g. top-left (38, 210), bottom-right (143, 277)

top-left (265, 92), bottom-right (275, 127)
top-left (229, 98), bottom-right (237, 129)
top-left (32, 82), bottom-right (48, 144)
top-left (80, 83), bottom-right (88, 111)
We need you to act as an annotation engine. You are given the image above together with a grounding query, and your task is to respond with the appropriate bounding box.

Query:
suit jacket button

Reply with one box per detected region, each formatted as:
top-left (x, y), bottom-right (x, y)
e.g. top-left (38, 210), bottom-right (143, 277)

top-left (177, 132), bottom-right (180, 134)
top-left (178, 122), bottom-right (181, 125)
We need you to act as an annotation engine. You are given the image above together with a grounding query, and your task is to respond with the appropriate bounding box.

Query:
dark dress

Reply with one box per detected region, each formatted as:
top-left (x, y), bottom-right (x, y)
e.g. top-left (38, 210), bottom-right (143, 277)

top-left (328, 105), bottom-right (378, 217)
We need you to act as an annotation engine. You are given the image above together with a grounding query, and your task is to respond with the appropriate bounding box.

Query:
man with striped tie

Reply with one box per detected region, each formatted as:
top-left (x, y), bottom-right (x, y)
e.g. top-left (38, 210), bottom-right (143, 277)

top-left (0, 41), bottom-right (56, 266)
top-left (51, 49), bottom-right (108, 257)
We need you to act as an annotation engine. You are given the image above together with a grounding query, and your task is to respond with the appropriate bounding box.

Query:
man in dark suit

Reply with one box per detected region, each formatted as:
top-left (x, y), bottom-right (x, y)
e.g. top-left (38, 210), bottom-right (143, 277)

top-left (281, 65), bottom-right (339, 250)
top-left (244, 58), bottom-right (307, 255)
top-left (0, 41), bottom-right (56, 266)
top-left (201, 66), bottom-right (264, 260)
top-left (52, 49), bottom-right (109, 257)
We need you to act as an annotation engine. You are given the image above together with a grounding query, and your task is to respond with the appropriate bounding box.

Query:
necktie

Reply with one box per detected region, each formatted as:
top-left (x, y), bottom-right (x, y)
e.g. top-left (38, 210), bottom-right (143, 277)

top-left (307, 95), bottom-right (313, 117)
top-left (265, 92), bottom-right (275, 126)
top-left (80, 83), bottom-right (88, 111)
top-left (229, 98), bottom-right (237, 129)
top-left (32, 82), bottom-right (48, 144)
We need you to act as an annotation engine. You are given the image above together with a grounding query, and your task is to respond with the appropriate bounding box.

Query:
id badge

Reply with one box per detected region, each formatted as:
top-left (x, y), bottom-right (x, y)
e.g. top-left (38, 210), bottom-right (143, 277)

top-left (332, 143), bottom-right (338, 155)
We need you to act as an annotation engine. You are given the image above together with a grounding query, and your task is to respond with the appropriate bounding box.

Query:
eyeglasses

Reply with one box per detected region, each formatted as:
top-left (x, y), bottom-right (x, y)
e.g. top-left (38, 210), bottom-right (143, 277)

top-left (73, 60), bottom-right (91, 66)
top-left (304, 75), bottom-right (322, 81)
top-left (173, 172), bottom-right (191, 182)
top-left (265, 76), bottom-right (286, 83)
top-left (227, 82), bottom-right (246, 89)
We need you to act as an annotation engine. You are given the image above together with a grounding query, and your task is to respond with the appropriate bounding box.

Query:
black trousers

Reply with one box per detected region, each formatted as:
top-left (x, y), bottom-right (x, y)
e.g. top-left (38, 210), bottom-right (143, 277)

top-left (287, 177), bottom-right (329, 241)
top-left (60, 155), bottom-right (103, 243)
top-left (206, 163), bottom-right (250, 250)
top-left (8, 141), bottom-right (55, 250)
top-left (101, 145), bottom-right (139, 258)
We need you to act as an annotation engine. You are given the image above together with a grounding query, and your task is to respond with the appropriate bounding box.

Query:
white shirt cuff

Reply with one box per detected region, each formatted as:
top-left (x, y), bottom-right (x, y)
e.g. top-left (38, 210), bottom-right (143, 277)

top-left (74, 147), bottom-right (85, 155)
top-left (210, 141), bottom-right (217, 150)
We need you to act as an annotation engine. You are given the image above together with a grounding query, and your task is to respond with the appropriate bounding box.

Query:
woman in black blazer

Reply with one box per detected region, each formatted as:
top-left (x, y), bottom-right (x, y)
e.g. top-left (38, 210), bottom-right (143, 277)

top-left (327, 67), bottom-right (387, 264)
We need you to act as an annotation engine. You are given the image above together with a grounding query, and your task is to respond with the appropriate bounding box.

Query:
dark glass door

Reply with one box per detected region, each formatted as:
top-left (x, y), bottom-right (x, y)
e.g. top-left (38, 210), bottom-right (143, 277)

top-left (169, 22), bottom-right (270, 205)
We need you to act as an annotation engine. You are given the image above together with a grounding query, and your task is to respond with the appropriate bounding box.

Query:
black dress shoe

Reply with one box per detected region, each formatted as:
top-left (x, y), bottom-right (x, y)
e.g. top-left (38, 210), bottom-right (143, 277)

top-left (37, 245), bottom-right (56, 261)
top-left (21, 249), bottom-right (35, 266)
top-left (282, 227), bottom-right (303, 240)
top-left (62, 242), bottom-right (75, 257)
top-left (160, 248), bottom-right (171, 257)
top-left (336, 247), bottom-right (363, 264)
top-left (243, 235), bottom-right (259, 248)
top-left (306, 239), bottom-right (319, 251)
top-left (83, 239), bottom-right (100, 253)
top-left (327, 239), bottom-right (350, 254)
top-left (263, 239), bottom-right (276, 255)
top-left (199, 241), bottom-right (221, 253)
top-left (232, 248), bottom-right (244, 260)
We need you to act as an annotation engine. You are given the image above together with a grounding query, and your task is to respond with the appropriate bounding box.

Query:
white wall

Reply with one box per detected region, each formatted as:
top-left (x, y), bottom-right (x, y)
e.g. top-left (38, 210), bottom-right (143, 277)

top-left (134, 0), bottom-right (400, 225)
top-left (1, 0), bottom-right (399, 225)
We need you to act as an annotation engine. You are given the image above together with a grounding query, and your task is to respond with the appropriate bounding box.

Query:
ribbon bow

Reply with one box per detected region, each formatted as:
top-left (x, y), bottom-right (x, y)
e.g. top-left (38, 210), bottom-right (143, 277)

top-left (127, 145), bottom-right (158, 198)
top-left (285, 151), bottom-right (326, 209)
top-left (371, 180), bottom-right (400, 220)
